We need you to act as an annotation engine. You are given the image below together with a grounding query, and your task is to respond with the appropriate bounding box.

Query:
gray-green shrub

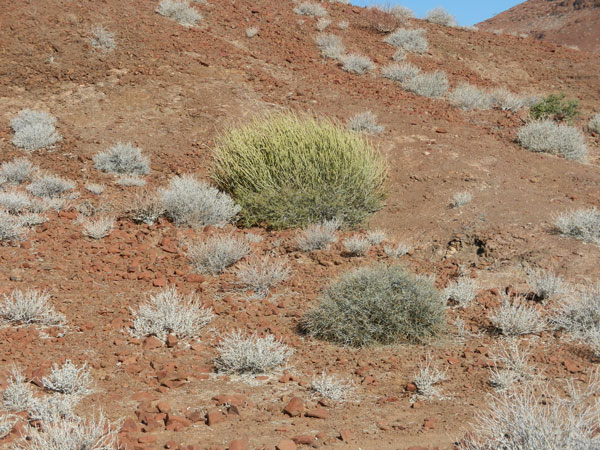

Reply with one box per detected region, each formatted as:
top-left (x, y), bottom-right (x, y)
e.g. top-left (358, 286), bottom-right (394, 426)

top-left (382, 62), bottom-right (420, 83)
top-left (589, 113), bottom-right (600, 134)
top-left (93, 143), bottom-right (150, 175)
top-left (517, 120), bottom-right (587, 161)
top-left (10, 109), bottom-right (61, 151)
top-left (340, 53), bottom-right (375, 74)
top-left (554, 208), bottom-right (600, 244)
top-left (402, 71), bottom-right (448, 98)
top-left (425, 7), bottom-right (457, 27)
top-left (156, 0), bottom-right (202, 27)
top-left (449, 84), bottom-right (492, 110)
top-left (315, 33), bottom-right (345, 59)
top-left (384, 28), bottom-right (428, 53)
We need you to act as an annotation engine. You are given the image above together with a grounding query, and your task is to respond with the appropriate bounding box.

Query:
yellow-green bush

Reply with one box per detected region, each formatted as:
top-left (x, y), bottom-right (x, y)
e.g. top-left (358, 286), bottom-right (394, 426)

top-left (211, 113), bottom-right (387, 229)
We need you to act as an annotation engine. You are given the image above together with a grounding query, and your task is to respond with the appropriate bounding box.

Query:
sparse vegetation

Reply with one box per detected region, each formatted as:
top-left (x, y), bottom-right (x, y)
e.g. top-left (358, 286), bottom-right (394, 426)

top-left (316, 18), bottom-right (331, 31)
top-left (0, 191), bottom-right (32, 214)
top-left (0, 157), bottom-right (37, 185)
top-left (444, 278), bottom-right (478, 308)
top-left (2, 369), bottom-right (33, 412)
top-left (451, 191), bottom-right (472, 208)
top-left (27, 175), bottom-right (75, 198)
top-left (383, 242), bottom-right (410, 258)
top-left (82, 216), bottom-right (115, 239)
top-left (0, 289), bottom-right (65, 326)
top-left (90, 25), bottom-right (116, 51)
top-left (366, 229), bottom-right (386, 245)
top-left (530, 93), bottom-right (580, 123)
top-left (490, 88), bottom-right (527, 111)
top-left (347, 111), bottom-right (383, 134)
top-left (425, 7), bottom-right (457, 27)
top-left (301, 265), bottom-right (445, 347)
top-left (382, 62), bottom-right (420, 83)
top-left (126, 189), bottom-right (164, 225)
top-left (156, 0), bottom-right (201, 26)
top-left (293, 2), bottom-right (327, 17)
top-left (311, 371), bottom-right (352, 402)
top-left (554, 208), bottom-right (600, 244)
top-left (296, 219), bottom-right (340, 251)
top-left (389, 5), bottom-right (414, 21)
top-left (364, 6), bottom-right (401, 33)
top-left (384, 28), bottom-right (428, 53)
top-left (130, 286), bottom-right (214, 341)
top-left (10, 109), bottom-right (62, 151)
top-left (402, 71), bottom-right (449, 98)
top-left (160, 174), bottom-right (241, 228)
top-left (489, 294), bottom-right (546, 336)
top-left (42, 360), bottom-right (92, 396)
top-left (527, 269), bottom-right (567, 302)
top-left (212, 113), bottom-right (387, 229)
top-left (235, 256), bottom-right (290, 297)
top-left (186, 234), bottom-right (250, 274)
top-left (315, 33), bottom-right (346, 59)
top-left (342, 235), bottom-right (371, 256)
top-left (449, 84), bottom-right (492, 110)
top-left (337, 20), bottom-right (349, 30)
top-left (589, 113), bottom-right (600, 134)
top-left (214, 331), bottom-right (293, 374)
top-left (246, 26), bottom-right (259, 38)
top-left (517, 120), bottom-right (587, 161)
top-left (0, 211), bottom-right (27, 242)
top-left (93, 142), bottom-right (150, 176)
top-left (85, 183), bottom-right (105, 195)
top-left (340, 53), bottom-right (375, 74)
top-left (412, 358), bottom-right (448, 400)
top-left (115, 174), bottom-right (146, 187)
top-left (488, 340), bottom-right (534, 392)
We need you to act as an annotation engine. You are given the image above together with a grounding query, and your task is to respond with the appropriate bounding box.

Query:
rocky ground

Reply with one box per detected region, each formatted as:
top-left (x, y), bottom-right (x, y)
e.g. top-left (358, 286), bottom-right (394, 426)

top-left (0, 0), bottom-right (600, 449)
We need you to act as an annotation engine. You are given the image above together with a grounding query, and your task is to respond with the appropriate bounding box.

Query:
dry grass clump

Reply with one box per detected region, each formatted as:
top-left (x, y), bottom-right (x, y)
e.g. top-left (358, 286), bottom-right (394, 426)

top-left (340, 53), bottom-right (375, 74)
top-left (93, 142), bottom-right (150, 175)
top-left (412, 358), bottom-right (448, 400)
top-left (89, 25), bottom-right (116, 51)
top-left (363, 6), bottom-right (402, 33)
top-left (296, 219), bottom-right (340, 251)
top-left (554, 208), bottom-right (600, 244)
top-left (212, 113), bottom-right (387, 229)
top-left (27, 175), bottom-right (75, 198)
top-left (451, 191), bottom-right (472, 208)
top-left (10, 109), bottom-right (62, 151)
top-left (310, 372), bottom-right (353, 402)
top-left (42, 360), bottom-right (92, 396)
top-left (294, 2), bottom-right (327, 17)
top-left (489, 294), bottom-right (546, 336)
top-left (315, 33), bottom-right (346, 59)
top-left (517, 120), bottom-right (587, 161)
top-left (214, 331), bottom-right (293, 374)
top-left (589, 113), bottom-right (600, 134)
top-left (366, 229), bottom-right (386, 245)
top-left (302, 265), bottom-right (445, 347)
top-left (347, 111), bottom-right (383, 134)
top-left (82, 216), bottom-right (115, 239)
top-left (0, 289), bottom-right (65, 326)
top-left (156, 0), bottom-right (202, 27)
top-left (125, 189), bottom-right (164, 225)
top-left (444, 278), bottom-right (478, 308)
top-left (245, 26), bottom-right (259, 38)
top-left (342, 235), bottom-right (371, 256)
top-left (490, 88), bottom-right (528, 111)
top-left (450, 84), bottom-right (493, 110)
top-left (0, 157), bottom-right (37, 185)
top-left (383, 242), bottom-right (410, 258)
top-left (316, 18), bottom-right (331, 31)
top-left (115, 175), bottom-right (146, 187)
top-left (235, 256), bottom-right (290, 297)
top-left (527, 269), bottom-right (567, 302)
top-left (382, 62), bottom-right (420, 83)
top-left (0, 211), bottom-right (27, 242)
top-left (160, 174), bottom-right (240, 228)
top-left (0, 191), bottom-right (32, 215)
top-left (402, 71), bottom-right (449, 98)
top-left (389, 5), bottom-right (414, 21)
top-left (130, 286), bottom-right (214, 341)
top-left (85, 183), bottom-right (105, 195)
top-left (384, 28), bottom-right (428, 53)
top-left (425, 7), bottom-right (457, 27)
top-left (186, 235), bottom-right (250, 274)
top-left (488, 340), bottom-right (535, 393)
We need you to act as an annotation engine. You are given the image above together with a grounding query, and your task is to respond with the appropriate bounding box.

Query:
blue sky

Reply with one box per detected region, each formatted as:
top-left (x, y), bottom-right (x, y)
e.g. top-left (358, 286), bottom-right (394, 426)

top-left (351, 1), bottom-right (524, 26)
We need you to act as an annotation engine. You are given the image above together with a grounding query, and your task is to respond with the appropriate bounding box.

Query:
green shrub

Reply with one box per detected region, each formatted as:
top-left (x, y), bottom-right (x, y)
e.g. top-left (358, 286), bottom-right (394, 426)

top-left (530, 93), bottom-right (580, 123)
top-left (211, 113), bottom-right (387, 229)
top-left (301, 265), bottom-right (445, 347)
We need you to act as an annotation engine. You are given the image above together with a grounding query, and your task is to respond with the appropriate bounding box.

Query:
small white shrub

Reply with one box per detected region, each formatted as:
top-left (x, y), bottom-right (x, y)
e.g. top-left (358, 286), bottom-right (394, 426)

top-left (384, 28), bottom-right (428, 53)
top-left (488, 340), bottom-right (534, 393)
top-left (402, 71), bottom-right (449, 98)
top-left (311, 371), bottom-right (352, 402)
top-left (0, 191), bottom-right (32, 214)
top-left (517, 120), bottom-right (587, 161)
top-left (450, 84), bottom-right (492, 110)
top-left (553, 284), bottom-right (600, 354)
top-left (347, 111), bottom-right (383, 134)
top-left (245, 26), bottom-right (259, 38)
top-left (527, 269), bottom-right (567, 302)
top-left (42, 360), bottom-right (93, 396)
top-left (554, 208), bottom-right (600, 244)
top-left (89, 25), bottom-right (116, 51)
top-left (27, 175), bottom-right (75, 198)
top-left (26, 394), bottom-right (78, 423)
top-left (451, 191), bottom-right (472, 208)
top-left (186, 234), bottom-right (250, 274)
top-left (490, 88), bottom-right (527, 111)
top-left (589, 113), bottom-right (600, 134)
top-left (337, 20), bottom-right (349, 30)
top-left (340, 53), bottom-right (374, 74)
top-left (215, 330), bottom-right (293, 374)
top-left (425, 6), bottom-right (457, 27)
top-left (85, 183), bottom-right (105, 195)
top-left (444, 278), bottom-right (478, 308)
top-left (11, 109), bottom-right (61, 151)
top-left (82, 216), bottom-right (114, 239)
top-left (0, 211), bottom-right (27, 242)
top-left (126, 190), bottom-right (164, 225)
top-left (316, 17), bottom-right (331, 31)
top-left (94, 142), bottom-right (150, 175)
top-left (160, 174), bottom-right (240, 228)
top-left (412, 358), bottom-right (447, 400)
top-left (315, 33), bottom-right (345, 59)
top-left (115, 175), bottom-right (146, 187)
top-left (343, 235), bottom-right (371, 256)
top-left (156, 0), bottom-right (202, 27)
top-left (19, 213), bottom-right (47, 227)
top-left (382, 62), bottom-right (420, 83)
top-left (389, 5), bottom-right (414, 21)
top-left (0, 413), bottom-right (17, 438)
top-left (294, 2), bottom-right (327, 17)
top-left (383, 242), bottom-right (410, 258)
top-left (2, 369), bottom-right (33, 412)
top-left (489, 294), bottom-right (546, 336)
top-left (130, 286), bottom-right (214, 341)
top-left (0, 158), bottom-right (37, 185)
top-left (296, 219), bottom-right (340, 251)
top-left (0, 289), bottom-right (65, 326)
top-left (235, 256), bottom-right (290, 297)
top-left (366, 229), bottom-right (386, 245)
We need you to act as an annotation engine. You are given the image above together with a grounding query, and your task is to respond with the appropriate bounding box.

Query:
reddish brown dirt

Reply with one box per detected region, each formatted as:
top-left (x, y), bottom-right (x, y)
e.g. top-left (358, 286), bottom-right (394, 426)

top-left (0, 1), bottom-right (600, 449)
top-left (478, 0), bottom-right (600, 53)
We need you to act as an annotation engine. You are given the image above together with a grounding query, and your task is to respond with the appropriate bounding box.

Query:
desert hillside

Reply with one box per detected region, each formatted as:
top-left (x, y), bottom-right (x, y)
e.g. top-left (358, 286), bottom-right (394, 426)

top-left (0, 1), bottom-right (600, 449)
top-left (478, 0), bottom-right (600, 53)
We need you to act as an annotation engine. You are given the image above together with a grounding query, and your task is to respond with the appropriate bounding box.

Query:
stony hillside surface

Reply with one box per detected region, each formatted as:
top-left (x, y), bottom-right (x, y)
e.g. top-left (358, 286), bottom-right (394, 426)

top-left (0, 1), bottom-right (600, 449)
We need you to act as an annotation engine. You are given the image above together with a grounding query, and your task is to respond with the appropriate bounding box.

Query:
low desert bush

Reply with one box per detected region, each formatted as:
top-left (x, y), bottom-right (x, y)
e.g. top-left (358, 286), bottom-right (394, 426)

top-left (337, 20), bottom-right (349, 30)
top-left (0, 413), bottom-right (16, 439)
top-left (530, 93), bottom-right (580, 123)
top-left (402, 71), bottom-right (449, 98)
top-left (0, 157), bottom-right (37, 185)
top-left (553, 284), bottom-right (600, 343)
top-left (42, 360), bottom-right (92, 396)
top-left (27, 175), bottom-right (75, 198)
top-left (554, 208), bottom-right (600, 244)
top-left (490, 88), bottom-right (527, 112)
top-left (389, 5), bottom-right (414, 21)
top-left (82, 216), bottom-right (114, 239)
top-left (0, 191), bottom-right (32, 214)
top-left (2, 369), bottom-right (33, 412)
top-left (214, 331), bottom-right (293, 374)
top-left (126, 189), bottom-right (164, 225)
top-left (160, 174), bottom-right (240, 228)
top-left (517, 120), bottom-right (587, 161)
top-left (412, 358), bottom-right (447, 400)
top-left (589, 113), bottom-right (600, 134)
top-left (366, 229), bottom-right (386, 245)
top-left (444, 278), bottom-right (478, 308)
top-left (212, 113), bottom-right (387, 229)
top-left (26, 394), bottom-right (78, 424)
top-left (382, 62), bottom-right (420, 83)
top-left (186, 235), bottom-right (250, 274)
top-left (450, 84), bottom-right (492, 110)
top-left (315, 33), bottom-right (345, 59)
top-left (460, 372), bottom-right (600, 449)
top-left (0, 289), bottom-right (65, 326)
top-left (342, 235), bottom-right (371, 256)
top-left (489, 294), bottom-right (546, 336)
top-left (93, 142), bottom-right (150, 175)
top-left (311, 371), bottom-right (352, 402)
top-left (316, 18), bottom-right (331, 31)
top-left (425, 7), bottom-right (457, 27)
top-left (340, 53), bottom-right (375, 74)
top-left (346, 111), bottom-right (383, 134)
top-left (85, 183), bottom-right (105, 195)
top-left (10, 109), bottom-right (61, 151)
top-left (451, 191), bottom-right (472, 208)
top-left (235, 256), bottom-right (290, 296)
top-left (115, 175), bottom-right (146, 187)
top-left (363, 6), bottom-right (401, 33)
top-left (245, 26), bottom-right (259, 38)
top-left (89, 25), bottom-right (116, 51)
top-left (156, 0), bottom-right (202, 27)
top-left (0, 211), bottom-right (27, 242)
top-left (130, 286), bottom-right (214, 341)
top-left (527, 269), bottom-right (567, 302)
top-left (383, 242), bottom-right (410, 258)
top-left (296, 219), bottom-right (340, 251)
top-left (301, 265), bottom-right (445, 347)
top-left (384, 28), bottom-right (428, 53)
top-left (488, 340), bottom-right (534, 392)
top-left (293, 2), bottom-right (327, 16)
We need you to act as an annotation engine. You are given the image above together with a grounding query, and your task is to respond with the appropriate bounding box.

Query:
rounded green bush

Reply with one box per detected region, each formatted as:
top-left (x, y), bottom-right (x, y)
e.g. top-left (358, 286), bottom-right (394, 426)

top-left (301, 265), bottom-right (445, 347)
top-left (211, 113), bottom-right (387, 229)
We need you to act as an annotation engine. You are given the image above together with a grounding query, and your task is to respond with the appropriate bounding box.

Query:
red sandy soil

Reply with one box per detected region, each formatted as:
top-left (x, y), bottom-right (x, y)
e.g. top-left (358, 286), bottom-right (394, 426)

top-left (0, 1), bottom-right (599, 449)
top-left (478, 0), bottom-right (600, 53)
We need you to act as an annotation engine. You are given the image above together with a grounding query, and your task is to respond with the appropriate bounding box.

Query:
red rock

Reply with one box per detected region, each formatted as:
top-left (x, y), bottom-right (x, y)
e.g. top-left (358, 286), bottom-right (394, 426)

top-left (276, 439), bottom-right (296, 450)
top-left (187, 410), bottom-right (204, 422)
top-left (186, 274), bottom-right (206, 283)
top-left (291, 435), bottom-right (314, 445)
top-left (424, 417), bottom-right (437, 430)
top-left (407, 447), bottom-right (429, 450)
top-left (405, 382), bottom-right (418, 392)
top-left (143, 336), bottom-right (162, 350)
top-left (228, 439), bottom-right (247, 450)
top-left (165, 441), bottom-right (178, 449)
top-left (138, 435), bottom-right (157, 443)
top-left (305, 408), bottom-right (328, 419)
top-left (339, 429), bottom-right (353, 442)
top-left (166, 334), bottom-right (178, 348)
top-left (206, 408), bottom-right (227, 426)
top-left (283, 397), bottom-right (304, 417)
top-left (377, 421), bottom-right (390, 431)
top-left (412, 400), bottom-right (424, 409)
top-left (153, 278), bottom-right (167, 287)
top-left (121, 418), bottom-right (140, 433)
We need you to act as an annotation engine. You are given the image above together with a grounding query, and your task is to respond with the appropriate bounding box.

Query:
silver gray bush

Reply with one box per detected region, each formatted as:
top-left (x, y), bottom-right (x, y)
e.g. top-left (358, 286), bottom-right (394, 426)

top-left (93, 142), bottom-right (150, 175)
top-left (315, 33), bottom-right (345, 59)
top-left (444, 278), bottom-right (478, 308)
top-left (0, 191), bottom-right (32, 214)
top-left (156, 0), bottom-right (202, 27)
top-left (554, 208), bottom-right (600, 244)
top-left (0, 289), bottom-right (65, 326)
top-left (490, 88), bottom-right (527, 111)
top-left (186, 234), bottom-right (250, 274)
top-left (0, 158), bottom-right (37, 185)
top-left (10, 109), bottom-right (62, 151)
top-left (90, 25), bottom-right (116, 51)
top-left (42, 360), bottom-right (92, 396)
top-left (402, 71), bottom-right (449, 98)
top-left (425, 7), bottom-right (457, 27)
top-left (296, 219), bottom-right (340, 251)
top-left (294, 2), bottom-right (327, 16)
top-left (342, 235), bottom-right (371, 256)
top-left (489, 294), bottom-right (546, 336)
top-left (517, 120), bottom-right (587, 161)
top-left (27, 175), bottom-right (75, 198)
top-left (235, 256), bottom-right (290, 297)
top-left (340, 53), bottom-right (375, 74)
top-left (450, 84), bottom-right (492, 110)
top-left (0, 211), bottom-right (27, 242)
top-left (527, 269), bottom-right (567, 302)
top-left (384, 28), bottom-right (428, 53)
top-left (589, 113), bottom-right (600, 134)
top-left (310, 371), bottom-right (352, 402)
top-left (347, 111), bottom-right (383, 134)
top-left (382, 62), bottom-right (420, 83)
